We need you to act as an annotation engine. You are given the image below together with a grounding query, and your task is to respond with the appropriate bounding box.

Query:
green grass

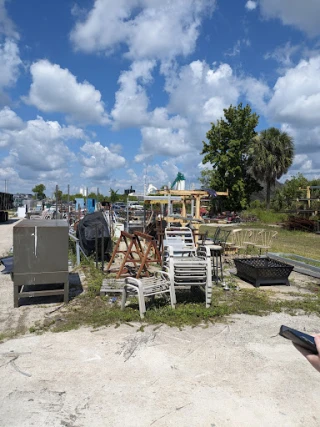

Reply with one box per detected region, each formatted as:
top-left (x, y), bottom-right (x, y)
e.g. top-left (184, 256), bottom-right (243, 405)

top-left (23, 224), bottom-right (320, 335)
top-left (0, 331), bottom-right (19, 342)
top-left (25, 283), bottom-right (320, 334)
top-left (200, 223), bottom-right (320, 261)
top-left (283, 255), bottom-right (320, 268)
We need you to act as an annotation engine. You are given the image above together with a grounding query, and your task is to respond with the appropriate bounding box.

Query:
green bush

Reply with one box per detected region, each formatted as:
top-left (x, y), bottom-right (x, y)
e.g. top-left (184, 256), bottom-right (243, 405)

top-left (250, 200), bottom-right (266, 209)
top-left (243, 208), bottom-right (288, 224)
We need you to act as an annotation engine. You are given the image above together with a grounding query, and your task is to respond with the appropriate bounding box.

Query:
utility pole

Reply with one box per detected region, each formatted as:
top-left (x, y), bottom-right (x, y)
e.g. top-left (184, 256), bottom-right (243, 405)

top-left (55, 184), bottom-right (58, 219)
top-left (67, 184), bottom-right (70, 224)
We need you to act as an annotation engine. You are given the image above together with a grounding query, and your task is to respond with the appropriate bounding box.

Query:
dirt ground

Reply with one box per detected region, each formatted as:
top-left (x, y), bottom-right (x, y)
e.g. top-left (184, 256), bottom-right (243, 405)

top-left (1, 221), bottom-right (320, 427)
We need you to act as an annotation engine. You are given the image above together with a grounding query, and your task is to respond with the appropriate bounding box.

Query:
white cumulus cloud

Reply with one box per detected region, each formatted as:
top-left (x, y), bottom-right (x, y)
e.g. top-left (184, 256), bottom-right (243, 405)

top-left (268, 55), bottom-right (320, 127)
top-left (111, 60), bottom-right (156, 128)
top-left (25, 60), bottom-right (109, 125)
top-left (0, 0), bottom-right (19, 39)
top-left (70, 0), bottom-right (215, 61)
top-left (0, 114), bottom-right (85, 182)
top-left (136, 127), bottom-right (190, 161)
top-left (245, 1), bottom-right (257, 11)
top-left (134, 60), bottom-right (270, 162)
top-left (80, 141), bottom-right (126, 180)
top-left (0, 106), bottom-right (24, 130)
top-left (259, 0), bottom-right (320, 37)
top-left (111, 60), bottom-right (187, 129)
top-left (0, 39), bottom-right (22, 90)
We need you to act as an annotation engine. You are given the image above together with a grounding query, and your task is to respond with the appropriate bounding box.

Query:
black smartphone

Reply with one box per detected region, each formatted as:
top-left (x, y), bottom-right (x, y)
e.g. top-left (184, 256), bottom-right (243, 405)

top-left (279, 325), bottom-right (318, 355)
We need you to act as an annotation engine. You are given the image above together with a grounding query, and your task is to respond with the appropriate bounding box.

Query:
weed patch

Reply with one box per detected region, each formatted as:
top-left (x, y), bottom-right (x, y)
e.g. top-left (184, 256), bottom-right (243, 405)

top-left (26, 285), bottom-right (320, 334)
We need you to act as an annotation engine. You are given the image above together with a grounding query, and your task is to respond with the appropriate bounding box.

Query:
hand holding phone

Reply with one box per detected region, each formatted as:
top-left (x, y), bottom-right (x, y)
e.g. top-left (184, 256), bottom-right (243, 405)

top-left (279, 325), bottom-right (317, 354)
top-left (280, 325), bottom-right (320, 373)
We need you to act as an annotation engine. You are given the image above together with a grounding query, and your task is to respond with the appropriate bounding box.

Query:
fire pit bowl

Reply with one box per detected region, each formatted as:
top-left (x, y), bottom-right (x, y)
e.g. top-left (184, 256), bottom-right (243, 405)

top-left (234, 257), bottom-right (294, 287)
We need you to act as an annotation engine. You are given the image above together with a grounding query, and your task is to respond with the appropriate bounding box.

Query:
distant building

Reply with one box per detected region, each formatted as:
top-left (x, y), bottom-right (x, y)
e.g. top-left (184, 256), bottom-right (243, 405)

top-left (124, 186), bottom-right (135, 195)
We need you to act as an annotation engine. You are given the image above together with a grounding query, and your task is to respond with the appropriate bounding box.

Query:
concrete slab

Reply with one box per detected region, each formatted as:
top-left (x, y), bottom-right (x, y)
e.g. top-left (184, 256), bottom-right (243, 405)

top-left (0, 315), bottom-right (320, 427)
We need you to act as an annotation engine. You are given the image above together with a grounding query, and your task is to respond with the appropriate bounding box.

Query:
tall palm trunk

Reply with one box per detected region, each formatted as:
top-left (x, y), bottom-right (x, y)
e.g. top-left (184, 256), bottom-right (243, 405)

top-left (266, 180), bottom-right (271, 210)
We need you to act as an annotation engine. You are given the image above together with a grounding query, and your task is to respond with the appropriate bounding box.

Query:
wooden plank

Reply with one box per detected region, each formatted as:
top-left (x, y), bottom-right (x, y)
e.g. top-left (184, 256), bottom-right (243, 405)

top-left (158, 190), bottom-right (229, 196)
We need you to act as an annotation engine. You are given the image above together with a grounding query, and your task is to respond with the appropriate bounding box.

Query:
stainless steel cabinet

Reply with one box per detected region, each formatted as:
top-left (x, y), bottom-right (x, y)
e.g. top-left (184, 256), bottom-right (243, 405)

top-left (13, 219), bottom-right (69, 307)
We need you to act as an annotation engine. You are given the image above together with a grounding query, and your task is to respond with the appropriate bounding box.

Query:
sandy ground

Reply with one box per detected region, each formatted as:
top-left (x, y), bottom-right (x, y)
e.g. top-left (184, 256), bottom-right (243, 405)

top-left (0, 219), bottom-right (17, 257)
top-left (1, 316), bottom-right (320, 427)
top-left (1, 221), bottom-right (320, 426)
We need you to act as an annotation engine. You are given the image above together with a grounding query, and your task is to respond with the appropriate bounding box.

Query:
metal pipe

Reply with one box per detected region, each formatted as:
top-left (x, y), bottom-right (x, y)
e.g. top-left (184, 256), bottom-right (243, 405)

top-left (167, 193), bottom-right (171, 216)
top-left (101, 224), bottom-right (104, 271)
top-left (126, 201), bottom-right (129, 232)
top-left (76, 240), bottom-right (80, 266)
top-left (67, 184), bottom-right (70, 224)
top-left (55, 184), bottom-right (58, 220)
top-left (95, 224), bottom-right (98, 269)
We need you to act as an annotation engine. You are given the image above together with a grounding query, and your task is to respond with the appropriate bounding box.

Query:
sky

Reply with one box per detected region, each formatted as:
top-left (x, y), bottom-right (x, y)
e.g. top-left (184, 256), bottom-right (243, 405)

top-left (0, 0), bottom-right (320, 197)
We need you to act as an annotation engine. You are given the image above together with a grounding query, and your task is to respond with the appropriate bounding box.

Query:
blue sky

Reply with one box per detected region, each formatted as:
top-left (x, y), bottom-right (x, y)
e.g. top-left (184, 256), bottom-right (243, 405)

top-left (0, 0), bottom-right (320, 197)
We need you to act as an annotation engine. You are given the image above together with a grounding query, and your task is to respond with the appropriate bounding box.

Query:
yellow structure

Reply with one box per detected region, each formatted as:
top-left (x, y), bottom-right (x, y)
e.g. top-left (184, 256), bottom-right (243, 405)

top-left (146, 189), bottom-right (228, 242)
top-left (157, 189), bottom-right (228, 220)
top-left (298, 186), bottom-right (320, 215)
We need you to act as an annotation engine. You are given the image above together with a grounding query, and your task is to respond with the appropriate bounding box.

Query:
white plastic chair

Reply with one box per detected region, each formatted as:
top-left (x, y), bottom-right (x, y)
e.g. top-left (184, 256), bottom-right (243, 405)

top-left (164, 227), bottom-right (196, 256)
top-left (121, 270), bottom-right (176, 319)
top-left (162, 244), bottom-right (213, 308)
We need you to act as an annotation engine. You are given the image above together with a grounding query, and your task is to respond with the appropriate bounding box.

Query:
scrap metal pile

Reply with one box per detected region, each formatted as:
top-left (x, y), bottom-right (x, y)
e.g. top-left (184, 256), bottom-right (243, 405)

top-left (283, 216), bottom-right (318, 232)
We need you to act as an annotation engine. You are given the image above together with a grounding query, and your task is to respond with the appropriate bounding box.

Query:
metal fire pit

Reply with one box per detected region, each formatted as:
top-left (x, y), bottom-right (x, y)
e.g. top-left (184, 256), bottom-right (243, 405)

top-left (234, 257), bottom-right (294, 287)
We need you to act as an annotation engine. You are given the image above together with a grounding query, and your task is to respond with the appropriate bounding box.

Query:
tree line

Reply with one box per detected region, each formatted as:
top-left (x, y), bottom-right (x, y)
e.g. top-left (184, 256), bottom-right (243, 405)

top-left (31, 185), bottom-right (128, 204)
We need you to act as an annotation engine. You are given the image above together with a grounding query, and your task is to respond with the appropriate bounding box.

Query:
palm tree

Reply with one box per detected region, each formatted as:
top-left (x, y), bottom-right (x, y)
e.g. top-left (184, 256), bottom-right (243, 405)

top-left (251, 127), bottom-right (294, 209)
top-left (109, 188), bottom-right (119, 204)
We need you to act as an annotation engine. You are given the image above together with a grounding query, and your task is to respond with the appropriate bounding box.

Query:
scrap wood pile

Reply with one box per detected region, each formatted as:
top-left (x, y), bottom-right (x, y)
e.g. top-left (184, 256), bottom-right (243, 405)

top-left (284, 216), bottom-right (316, 232)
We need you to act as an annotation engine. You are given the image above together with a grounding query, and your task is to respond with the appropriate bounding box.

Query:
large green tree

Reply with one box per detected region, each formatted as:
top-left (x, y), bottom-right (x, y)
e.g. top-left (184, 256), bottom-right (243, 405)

top-left (201, 103), bottom-right (262, 211)
top-left (251, 127), bottom-right (294, 209)
top-left (32, 183), bottom-right (46, 200)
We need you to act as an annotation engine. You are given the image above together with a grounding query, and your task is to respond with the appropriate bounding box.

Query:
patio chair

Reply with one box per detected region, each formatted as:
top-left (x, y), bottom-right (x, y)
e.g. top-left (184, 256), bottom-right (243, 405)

top-left (196, 230), bottom-right (209, 246)
top-left (254, 230), bottom-right (278, 256)
top-left (121, 270), bottom-right (176, 319)
top-left (162, 244), bottom-right (212, 307)
top-left (163, 227), bottom-right (197, 255)
top-left (243, 229), bottom-right (265, 255)
top-left (213, 229), bottom-right (231, 247)
top-left (227, 228), bottom-right (243, 250)
top-left (208, 228), bottom-right (231, 282)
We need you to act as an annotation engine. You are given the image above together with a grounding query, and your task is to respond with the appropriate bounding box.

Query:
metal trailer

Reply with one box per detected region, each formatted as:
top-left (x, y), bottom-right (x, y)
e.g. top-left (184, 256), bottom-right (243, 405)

top-left (0, 192), bottom-right (13, 222)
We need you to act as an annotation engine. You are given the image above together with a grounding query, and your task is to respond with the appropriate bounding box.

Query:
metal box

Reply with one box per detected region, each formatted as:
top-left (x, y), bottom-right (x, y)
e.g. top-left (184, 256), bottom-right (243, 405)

top-left (234, 257), bottom-right (294, 287)
top-left (13, 219), bottom-right (69, 307)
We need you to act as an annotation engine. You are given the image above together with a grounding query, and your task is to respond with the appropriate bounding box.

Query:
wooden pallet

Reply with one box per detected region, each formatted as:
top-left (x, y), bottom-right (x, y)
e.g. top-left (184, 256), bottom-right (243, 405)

top-left (100, 278), bottom-right (125, 297)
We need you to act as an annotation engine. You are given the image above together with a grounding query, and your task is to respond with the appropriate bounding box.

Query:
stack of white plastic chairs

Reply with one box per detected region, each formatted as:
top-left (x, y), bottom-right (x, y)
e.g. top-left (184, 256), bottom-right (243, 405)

top-left (162, 227), bottom-right (213, 308)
